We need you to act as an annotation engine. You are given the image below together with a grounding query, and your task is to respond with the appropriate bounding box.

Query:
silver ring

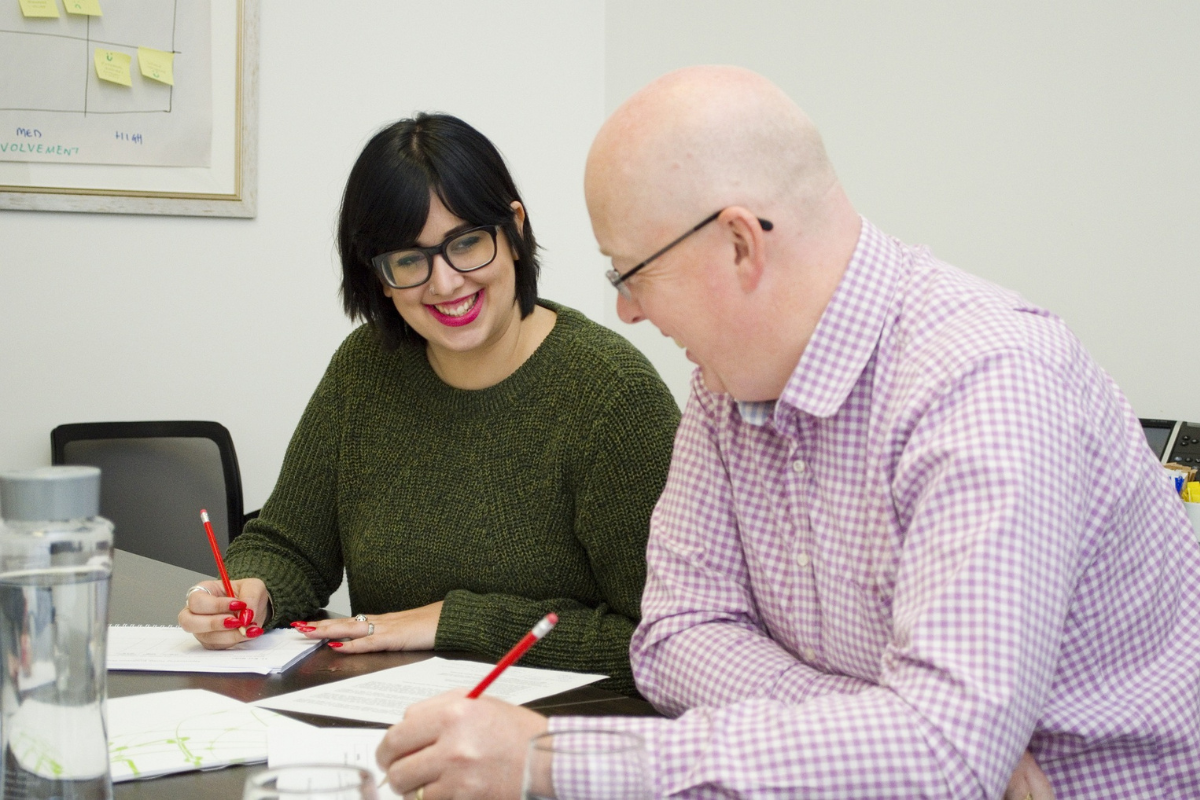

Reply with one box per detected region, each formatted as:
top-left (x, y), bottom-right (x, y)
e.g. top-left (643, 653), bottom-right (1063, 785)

top-left (186, 585), bottom-right (212, 600)
top-left (366, 622), bottom-right (375, 636)
top-left (354, 614), bottom-right (367, 623)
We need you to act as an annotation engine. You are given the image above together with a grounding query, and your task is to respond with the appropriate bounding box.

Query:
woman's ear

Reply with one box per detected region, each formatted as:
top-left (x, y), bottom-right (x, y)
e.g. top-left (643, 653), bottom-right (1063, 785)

top-left (508, 201), bottom-right (526, 259)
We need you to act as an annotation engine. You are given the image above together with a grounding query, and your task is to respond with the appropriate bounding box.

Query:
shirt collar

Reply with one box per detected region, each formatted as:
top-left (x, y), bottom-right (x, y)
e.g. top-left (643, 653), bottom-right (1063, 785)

top-left (736, 400), bottom-right (776, 426)
top-left (777, 218), bottom-right (902, 419)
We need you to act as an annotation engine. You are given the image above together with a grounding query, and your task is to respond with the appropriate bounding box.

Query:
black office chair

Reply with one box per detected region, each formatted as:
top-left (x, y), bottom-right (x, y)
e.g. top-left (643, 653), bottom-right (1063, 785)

top-left (51, 421), bottom-right (254, 574)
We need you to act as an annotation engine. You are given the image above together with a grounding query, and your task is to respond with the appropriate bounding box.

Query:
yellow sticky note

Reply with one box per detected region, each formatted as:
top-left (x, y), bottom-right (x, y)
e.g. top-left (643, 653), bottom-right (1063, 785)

top-left (18, 0), bottom-right (60, 18)
top-left (1184, 482), bottom-right (1200, 503)
top-left (137, 47), bottom-right (175, 85)
top-left (64, 0), bottom-right (101, 15)
top-left (94, 49), bottom-right (131, 87)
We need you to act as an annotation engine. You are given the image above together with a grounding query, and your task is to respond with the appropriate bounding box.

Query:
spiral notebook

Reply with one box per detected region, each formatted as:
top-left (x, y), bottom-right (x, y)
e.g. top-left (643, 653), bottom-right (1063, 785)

top-left (107, 625), bottom-right (322, 674)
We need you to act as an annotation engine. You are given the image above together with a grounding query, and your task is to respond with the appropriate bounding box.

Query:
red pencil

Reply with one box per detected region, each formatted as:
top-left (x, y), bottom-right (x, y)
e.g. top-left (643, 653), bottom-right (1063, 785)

top-left (466, 613), bottom-right (558, 698)
top-left (200, 509), bottom-right (235, 598)
top-left (199, 509), bottom-right (260, 635)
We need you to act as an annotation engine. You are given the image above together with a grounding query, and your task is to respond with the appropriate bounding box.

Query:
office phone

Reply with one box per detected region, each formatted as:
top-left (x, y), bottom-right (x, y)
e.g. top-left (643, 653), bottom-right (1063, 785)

top-left (1140, 419), bottom-right (1200, 466)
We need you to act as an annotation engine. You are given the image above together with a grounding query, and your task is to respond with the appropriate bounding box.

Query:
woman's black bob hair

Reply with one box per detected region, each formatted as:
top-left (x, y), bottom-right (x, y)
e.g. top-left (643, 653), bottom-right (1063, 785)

top-left (338, 113), bottom-right (540, 349)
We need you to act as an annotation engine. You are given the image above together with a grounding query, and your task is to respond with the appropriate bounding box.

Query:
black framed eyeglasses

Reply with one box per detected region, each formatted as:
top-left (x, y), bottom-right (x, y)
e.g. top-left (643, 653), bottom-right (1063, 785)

top-left (371, 225), bottom-right (499, 290)
top-left (605, 210), bottom-right (774, 299)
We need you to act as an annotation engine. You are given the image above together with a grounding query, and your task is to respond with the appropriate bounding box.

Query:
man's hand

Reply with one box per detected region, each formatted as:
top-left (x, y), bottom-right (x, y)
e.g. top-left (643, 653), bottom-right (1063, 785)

top-left (376, 689), bottom-right (548, 800)
top-left (1004, 749), bottom-right (1055, 800)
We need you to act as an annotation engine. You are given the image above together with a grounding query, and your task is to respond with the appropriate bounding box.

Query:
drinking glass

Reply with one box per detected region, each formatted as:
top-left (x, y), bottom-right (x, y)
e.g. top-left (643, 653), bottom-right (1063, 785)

top-left (0, 466), bottom-right (113, 800)
top-left (243, 765), bottom-right (378, 800)
top-left (523, 730), bottom-right (650, 800)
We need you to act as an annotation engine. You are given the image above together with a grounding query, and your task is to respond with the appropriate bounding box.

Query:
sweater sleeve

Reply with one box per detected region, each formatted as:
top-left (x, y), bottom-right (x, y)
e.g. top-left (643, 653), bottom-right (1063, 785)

top-left (224, 343), bottom-right (348, 628)
top-left (435, 363), bottom-right (681, 695)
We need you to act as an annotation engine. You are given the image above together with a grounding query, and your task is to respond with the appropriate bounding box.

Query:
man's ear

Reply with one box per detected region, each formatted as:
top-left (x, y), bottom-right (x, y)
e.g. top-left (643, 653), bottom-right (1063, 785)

top-left (724, 207), bottom-right (769, 293)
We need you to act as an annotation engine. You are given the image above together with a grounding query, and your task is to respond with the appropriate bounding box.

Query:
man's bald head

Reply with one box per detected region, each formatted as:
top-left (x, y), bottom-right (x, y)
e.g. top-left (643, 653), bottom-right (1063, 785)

top-left (586, 66), bottom-right (862, 402)
top-left (585, 66), bottom-right (840, 246)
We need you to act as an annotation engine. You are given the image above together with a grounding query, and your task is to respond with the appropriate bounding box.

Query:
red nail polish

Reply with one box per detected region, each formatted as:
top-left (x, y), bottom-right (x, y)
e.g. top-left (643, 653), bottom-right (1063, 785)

top-left (290, 621), bottom-right (308, 628)
top-left (297, 626), bottom-right (316, 633)
top-left (245, 626), bottom-right (264, 638)
top-left (223, 617), bottom-right (240, 628)
top-left (229, 600), bottom-right (247, 611)
top-left (239, 609), bottom-right (253, 626)
top-left (327, 642), bottom-right (343, 648)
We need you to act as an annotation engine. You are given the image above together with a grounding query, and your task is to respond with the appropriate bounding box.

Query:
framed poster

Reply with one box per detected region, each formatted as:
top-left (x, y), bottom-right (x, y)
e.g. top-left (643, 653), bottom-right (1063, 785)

top-left (0, 0), bottom-right (258, 217)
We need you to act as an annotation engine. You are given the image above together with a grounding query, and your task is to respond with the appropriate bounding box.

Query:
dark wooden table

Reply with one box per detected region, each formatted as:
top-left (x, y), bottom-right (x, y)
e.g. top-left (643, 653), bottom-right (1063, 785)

top-left (109, 549), bottom-right (657, 798)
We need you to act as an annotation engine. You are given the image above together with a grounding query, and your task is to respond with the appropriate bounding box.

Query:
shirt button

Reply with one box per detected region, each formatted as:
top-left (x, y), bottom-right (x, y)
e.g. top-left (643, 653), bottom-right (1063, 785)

top-left (803, 647), bottom-right (816, 663)
top-left (792, 460), bottom-right (806, 474)
top-left (795, 551), bottom-right (810, 568)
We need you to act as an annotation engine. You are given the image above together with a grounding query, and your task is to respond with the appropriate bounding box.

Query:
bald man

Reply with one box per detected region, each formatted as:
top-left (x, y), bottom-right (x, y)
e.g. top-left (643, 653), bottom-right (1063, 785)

top-left (376, 68), bottom-right (1200, 799)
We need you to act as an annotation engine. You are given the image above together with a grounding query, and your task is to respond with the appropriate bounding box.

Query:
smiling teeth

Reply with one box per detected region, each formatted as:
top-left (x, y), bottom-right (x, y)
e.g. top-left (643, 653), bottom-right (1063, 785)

top-left (435, 294), bottom-right (477, 317)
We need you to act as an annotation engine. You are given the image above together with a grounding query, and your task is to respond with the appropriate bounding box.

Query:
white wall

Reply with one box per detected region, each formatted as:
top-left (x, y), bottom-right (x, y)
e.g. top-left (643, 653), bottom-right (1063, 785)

top-left (604, 1), bottom-right (1200, 418)
top-left (5, 1), bottom-right (1199, 511)
top-left (0, 1), bottom-right (607, 511)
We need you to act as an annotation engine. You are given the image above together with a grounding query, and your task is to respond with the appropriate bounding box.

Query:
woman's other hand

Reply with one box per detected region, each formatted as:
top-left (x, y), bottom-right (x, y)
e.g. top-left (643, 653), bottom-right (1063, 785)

top-left (177, 577), bottom-right (270, 649)
top-left (296, 601), bottom-right (443, 653)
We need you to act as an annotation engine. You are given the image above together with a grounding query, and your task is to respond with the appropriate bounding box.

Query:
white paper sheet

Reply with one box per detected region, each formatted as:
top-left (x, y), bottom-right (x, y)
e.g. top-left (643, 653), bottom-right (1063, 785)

top-left (108, 689), bottom-right (312, 782)
top-left (253, 657), bottom-right (606, 725)
top-left (268, 727), bottom-right (398, 799)
top-left (107, 625), bottom-right (322, 674)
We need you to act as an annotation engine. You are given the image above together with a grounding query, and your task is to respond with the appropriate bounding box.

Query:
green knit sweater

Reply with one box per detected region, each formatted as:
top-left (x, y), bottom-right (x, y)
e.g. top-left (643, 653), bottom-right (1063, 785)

top-left (225, 301), bottom-right (680, 695)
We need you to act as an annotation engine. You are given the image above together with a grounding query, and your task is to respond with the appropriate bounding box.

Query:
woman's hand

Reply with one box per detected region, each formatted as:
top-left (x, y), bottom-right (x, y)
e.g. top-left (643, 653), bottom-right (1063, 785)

top-left (177, 578), bottom-right (270, 649)
top-left (295, 601), bottom-right (444, 653)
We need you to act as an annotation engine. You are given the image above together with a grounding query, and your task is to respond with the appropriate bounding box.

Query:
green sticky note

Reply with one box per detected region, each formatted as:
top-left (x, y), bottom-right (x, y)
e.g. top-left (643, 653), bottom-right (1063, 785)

top-left (94, 49), bottom-right (131, 87)
top-left (18, 0), bottom-right (60, 18)
top-left (137, 47), bottom-right (174, 85)
top-left (64, 0), bottom-right (101, 15)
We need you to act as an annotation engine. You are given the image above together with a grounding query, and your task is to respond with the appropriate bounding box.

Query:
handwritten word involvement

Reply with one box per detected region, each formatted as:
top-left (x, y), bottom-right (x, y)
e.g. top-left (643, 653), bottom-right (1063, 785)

top-left (0, 143), bottom-right (79, 156)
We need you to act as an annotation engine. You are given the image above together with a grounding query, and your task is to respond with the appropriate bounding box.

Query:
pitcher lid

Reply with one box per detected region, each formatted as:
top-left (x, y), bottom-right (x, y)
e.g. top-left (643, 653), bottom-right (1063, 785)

top-left (0, 466), bottom-right (101, 522)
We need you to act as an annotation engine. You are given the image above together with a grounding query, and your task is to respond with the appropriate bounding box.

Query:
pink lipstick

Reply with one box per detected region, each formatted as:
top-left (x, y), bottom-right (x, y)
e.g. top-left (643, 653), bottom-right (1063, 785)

top-left (426, 289), bottom-right (484, 327)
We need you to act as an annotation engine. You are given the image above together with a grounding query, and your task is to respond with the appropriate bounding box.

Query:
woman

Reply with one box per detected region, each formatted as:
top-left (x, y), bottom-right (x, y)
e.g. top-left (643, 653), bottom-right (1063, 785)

top-left (178, 114), bottom-right (680, 695)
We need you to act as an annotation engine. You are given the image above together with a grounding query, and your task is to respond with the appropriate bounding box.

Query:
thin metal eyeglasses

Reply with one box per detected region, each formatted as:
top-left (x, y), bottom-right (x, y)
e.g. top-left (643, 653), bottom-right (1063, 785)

top-left (605, 210), bottom-right (774, 299)
top-left (371, 225), bottom-right (499, 290)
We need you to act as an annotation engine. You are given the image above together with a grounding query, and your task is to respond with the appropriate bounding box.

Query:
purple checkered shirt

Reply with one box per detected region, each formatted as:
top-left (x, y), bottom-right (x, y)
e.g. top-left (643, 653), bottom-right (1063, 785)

top-left (551, 219), bottom-right (1200, 798)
